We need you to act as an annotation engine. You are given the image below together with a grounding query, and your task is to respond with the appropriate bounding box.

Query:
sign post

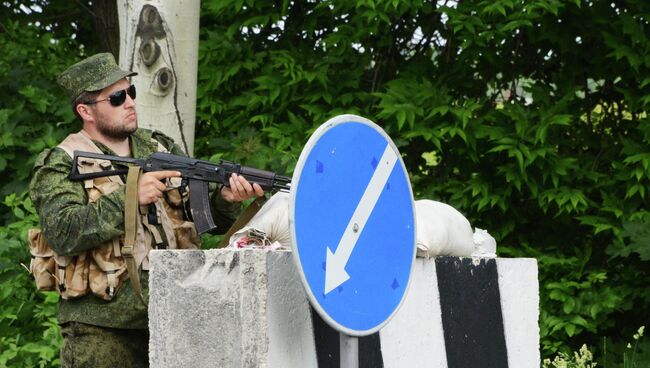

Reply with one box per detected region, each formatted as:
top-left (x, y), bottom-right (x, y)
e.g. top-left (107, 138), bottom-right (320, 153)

top-left (340, 334), bottom-right (359, 368)
top-left (290, 114), bottom-right (416, 366)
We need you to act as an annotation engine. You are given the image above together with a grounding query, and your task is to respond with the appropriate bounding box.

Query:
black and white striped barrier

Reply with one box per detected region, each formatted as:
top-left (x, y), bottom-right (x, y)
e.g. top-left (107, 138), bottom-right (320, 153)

top-left (149, 250), bottom-right (538, 367)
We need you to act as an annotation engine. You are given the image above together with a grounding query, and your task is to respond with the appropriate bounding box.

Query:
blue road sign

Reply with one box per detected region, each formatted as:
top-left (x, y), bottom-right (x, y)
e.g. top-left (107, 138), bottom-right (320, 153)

top-left (290, 114), bottom-right (416, 336)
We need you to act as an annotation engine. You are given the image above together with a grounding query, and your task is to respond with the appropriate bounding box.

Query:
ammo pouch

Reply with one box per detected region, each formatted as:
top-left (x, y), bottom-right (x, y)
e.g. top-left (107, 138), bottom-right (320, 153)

top-left (88, 240), bottom-right (128, 300)
top-left (27, 227), bottom-right (127, 301)
top-left (27, 228), bottom-right (90, 299)
top-left (27, 229), bottom-right (57, 291)
top-left (163, 181), bottom-right (201, 249)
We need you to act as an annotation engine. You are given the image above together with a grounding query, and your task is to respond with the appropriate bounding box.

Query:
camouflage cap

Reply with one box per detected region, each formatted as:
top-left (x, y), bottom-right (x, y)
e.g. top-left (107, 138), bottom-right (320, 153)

top-left (57, 53), bottom-right (137, 102)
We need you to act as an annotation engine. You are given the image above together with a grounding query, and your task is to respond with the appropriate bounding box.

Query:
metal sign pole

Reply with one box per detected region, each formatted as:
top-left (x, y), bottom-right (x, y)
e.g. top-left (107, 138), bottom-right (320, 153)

top-left (340, 333), bottom-right (359, 368)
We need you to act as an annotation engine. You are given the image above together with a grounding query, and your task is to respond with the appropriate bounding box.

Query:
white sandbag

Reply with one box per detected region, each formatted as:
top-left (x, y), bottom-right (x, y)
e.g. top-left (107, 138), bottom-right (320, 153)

top-left (243, 192), bottom-right (292, 248)
top-left (415, 199), bottom-right (476, 257)
top-left (471, 228), bottom-right (497, 258)
top-left (237, 194), bottom-right (496, 258)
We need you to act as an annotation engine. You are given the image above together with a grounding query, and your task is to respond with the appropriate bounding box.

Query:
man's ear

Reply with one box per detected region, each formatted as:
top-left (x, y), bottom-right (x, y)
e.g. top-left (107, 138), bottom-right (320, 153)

top-left (76, 103), bottom-right (94, 122)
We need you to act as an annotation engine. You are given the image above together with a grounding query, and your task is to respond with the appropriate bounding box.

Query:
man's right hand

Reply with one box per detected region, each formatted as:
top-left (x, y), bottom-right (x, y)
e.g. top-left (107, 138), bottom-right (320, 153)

top-left (138, 170), bottom-right (181, 205)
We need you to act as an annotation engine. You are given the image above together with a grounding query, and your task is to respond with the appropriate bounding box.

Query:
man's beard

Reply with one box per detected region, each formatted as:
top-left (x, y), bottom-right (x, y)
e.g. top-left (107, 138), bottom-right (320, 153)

top-left (96, 116), bottom-right (137, 140)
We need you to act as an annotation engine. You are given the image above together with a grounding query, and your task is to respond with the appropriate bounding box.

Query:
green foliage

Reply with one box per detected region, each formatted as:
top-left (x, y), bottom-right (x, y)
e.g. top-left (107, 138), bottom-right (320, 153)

top-left (0, 18), bottom-right (86, 222)
top-left (196, 0), bottom-right (650, 360)
top-left (601, 326), bottom-right (650, 368)
top-left (0, 193), bottom-right (61, 367)
top-left (543, 326), bottom-right (649, 368)
top-left (543, 344), bottom-right (597, 368)
top-left (623, 326), bottom-right (648, 368)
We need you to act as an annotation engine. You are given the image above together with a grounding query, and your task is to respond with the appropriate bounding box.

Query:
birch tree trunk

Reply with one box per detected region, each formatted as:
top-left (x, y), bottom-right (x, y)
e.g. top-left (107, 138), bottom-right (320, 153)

top-left (117, 0), bottom-right (200, 155)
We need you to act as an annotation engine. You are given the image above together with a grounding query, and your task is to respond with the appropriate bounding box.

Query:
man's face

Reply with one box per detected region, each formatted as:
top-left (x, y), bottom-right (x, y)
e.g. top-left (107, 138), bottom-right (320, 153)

top-left (88, 78), bottom-right (137, 140)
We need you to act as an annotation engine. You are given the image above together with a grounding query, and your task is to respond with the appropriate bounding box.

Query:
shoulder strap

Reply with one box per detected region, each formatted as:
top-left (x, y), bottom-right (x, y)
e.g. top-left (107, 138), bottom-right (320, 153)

top-left (123, 165), bottom-right (147, 306)
top-left (58, 130), bottom-right (104, 157)
top-left (218, 196), bottom-right (268, 247)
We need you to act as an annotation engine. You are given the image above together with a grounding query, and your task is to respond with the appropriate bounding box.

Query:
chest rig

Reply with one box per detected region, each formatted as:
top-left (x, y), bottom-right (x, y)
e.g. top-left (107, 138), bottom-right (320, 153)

top-left (28, 131), bottom-right (200, 303)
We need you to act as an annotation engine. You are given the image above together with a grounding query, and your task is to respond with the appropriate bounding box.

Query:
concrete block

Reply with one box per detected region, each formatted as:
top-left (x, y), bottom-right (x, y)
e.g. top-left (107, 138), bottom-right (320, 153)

top-left (148, 249), bottom-right (317, 368)
top-left (149, 249), bottom-right (538, 368)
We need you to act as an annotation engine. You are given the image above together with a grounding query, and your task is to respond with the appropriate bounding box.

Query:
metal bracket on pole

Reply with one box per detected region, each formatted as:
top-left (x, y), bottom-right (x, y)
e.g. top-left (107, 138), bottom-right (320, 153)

top-left (340, 333), bottom-right (359, 368)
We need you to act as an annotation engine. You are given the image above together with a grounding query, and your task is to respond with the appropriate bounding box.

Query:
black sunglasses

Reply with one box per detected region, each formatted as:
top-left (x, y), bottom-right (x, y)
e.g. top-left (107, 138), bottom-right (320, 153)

top-left (86, 85), bottom-right (136, 107)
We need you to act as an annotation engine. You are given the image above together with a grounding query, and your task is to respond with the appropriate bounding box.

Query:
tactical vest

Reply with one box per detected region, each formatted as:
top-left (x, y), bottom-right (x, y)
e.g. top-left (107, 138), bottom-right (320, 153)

top-left (28, 131), bottom-right (200, 301)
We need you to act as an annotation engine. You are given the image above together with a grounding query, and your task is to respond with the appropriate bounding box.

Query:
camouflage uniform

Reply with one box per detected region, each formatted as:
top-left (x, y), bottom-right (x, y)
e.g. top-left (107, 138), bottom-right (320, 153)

top-left (60, 322), bottom-right (149, 368)
top-left (29, 53), bottom-right (239, 367)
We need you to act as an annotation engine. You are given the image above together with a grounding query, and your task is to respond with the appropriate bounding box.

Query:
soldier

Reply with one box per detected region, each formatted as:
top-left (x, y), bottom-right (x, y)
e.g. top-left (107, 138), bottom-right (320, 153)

top-left (29, 53), bottom-right (263, 367)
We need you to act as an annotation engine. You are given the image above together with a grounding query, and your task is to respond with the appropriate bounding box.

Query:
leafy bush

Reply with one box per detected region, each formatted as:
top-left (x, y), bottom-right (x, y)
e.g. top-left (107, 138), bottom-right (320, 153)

top-left (543, 344), bottom-right (597, 368)
top-left (0, 193), bottom-right (61, 367)
top-left (0, 18), bottom-right (83, 221)
top-left (196, 0), bottom-right (650, 358)
top-left (543, 326), bottom-right (648, 368)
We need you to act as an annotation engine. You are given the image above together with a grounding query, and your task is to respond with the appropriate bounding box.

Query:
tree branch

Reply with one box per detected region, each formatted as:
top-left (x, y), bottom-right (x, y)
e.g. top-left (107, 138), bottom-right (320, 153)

top-left (74, 0), bottom-right (96, 17)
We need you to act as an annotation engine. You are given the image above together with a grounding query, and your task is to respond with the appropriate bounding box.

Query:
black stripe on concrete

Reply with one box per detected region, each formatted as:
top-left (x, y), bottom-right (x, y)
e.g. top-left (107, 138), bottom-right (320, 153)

top-left (311, 306), bottom-right (339, 367)
top-left (359, 332), bottom-right (383, 368)
top-left (310, 306), bottom-right (384, 368)
top-left (435, 257), bottom-right (509, 368)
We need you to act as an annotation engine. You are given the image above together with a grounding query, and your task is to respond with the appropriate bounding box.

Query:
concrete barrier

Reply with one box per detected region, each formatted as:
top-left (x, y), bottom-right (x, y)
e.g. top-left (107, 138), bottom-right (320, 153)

top-left (149, 249), bottom-right (538, 368)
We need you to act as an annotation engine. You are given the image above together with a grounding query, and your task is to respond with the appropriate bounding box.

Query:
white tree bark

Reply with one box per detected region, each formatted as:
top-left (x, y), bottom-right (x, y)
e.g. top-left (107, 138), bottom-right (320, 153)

top-left (117, 0), bottom-right (200, 155)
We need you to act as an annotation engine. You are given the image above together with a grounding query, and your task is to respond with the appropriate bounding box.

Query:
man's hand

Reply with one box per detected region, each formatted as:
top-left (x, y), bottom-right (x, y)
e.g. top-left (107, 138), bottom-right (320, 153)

top-left (221, 173), bottom-right (264, 202)
top-left (138, 170), bottom-right (181, 205)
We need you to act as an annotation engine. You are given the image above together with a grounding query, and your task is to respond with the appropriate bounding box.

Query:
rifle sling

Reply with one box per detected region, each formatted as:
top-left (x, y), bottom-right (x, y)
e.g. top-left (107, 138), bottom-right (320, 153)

top-left (124, 166), bottom-right (147, 307)
top-left (218, 196), bottom-right (268, 247)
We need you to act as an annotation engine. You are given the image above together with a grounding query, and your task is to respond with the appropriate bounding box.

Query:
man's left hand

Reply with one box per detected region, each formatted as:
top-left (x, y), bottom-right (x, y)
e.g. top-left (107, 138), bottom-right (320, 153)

top-left (221, 173), bottom-right (265, 202)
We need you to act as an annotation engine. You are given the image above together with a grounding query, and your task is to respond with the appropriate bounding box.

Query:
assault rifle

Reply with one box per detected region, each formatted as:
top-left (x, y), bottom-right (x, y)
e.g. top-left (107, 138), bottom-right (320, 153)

top-left (69, 150), bottom-right (291, 234)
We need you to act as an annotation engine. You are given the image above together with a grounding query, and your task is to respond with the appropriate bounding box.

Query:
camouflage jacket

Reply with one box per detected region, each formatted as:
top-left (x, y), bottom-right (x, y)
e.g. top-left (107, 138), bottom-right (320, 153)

top-left (29, 128), bottom-right (239, 329)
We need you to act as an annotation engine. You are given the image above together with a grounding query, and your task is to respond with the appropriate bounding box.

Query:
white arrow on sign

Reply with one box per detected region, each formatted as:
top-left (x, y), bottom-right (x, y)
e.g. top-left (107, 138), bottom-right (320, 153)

top-left (324, 144), bottom-right (398, 294)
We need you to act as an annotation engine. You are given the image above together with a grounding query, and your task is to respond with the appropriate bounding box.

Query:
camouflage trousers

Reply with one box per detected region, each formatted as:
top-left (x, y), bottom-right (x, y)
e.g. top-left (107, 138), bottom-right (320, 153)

top-left (60, 322), bottom-right (149, 368)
